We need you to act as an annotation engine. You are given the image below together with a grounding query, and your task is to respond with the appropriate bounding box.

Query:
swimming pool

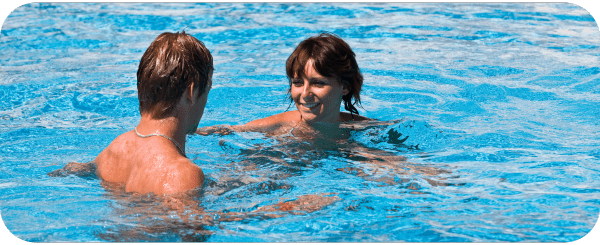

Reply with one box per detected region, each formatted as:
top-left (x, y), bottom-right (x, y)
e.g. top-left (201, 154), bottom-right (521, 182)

top-left (1, 2), bottom-right (599, 242)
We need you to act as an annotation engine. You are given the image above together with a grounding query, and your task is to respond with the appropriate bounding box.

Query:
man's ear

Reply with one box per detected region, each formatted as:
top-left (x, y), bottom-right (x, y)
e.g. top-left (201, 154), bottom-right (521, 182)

top-left (187, 83), bottom-right (196, 103)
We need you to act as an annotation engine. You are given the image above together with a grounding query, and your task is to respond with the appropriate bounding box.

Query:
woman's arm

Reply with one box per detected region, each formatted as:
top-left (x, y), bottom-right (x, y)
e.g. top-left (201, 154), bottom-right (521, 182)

top-left (195, 111), bottom-right (299, 136)
top-left (195, 125), bottom-right (236, 135)
top-left (194, 125), bottom-right (256, 135)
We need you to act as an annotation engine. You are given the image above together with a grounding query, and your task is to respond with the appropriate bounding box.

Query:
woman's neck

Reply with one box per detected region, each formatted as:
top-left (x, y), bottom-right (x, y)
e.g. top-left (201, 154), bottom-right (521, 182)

top-left (294, 116), bottom-right (349, 140)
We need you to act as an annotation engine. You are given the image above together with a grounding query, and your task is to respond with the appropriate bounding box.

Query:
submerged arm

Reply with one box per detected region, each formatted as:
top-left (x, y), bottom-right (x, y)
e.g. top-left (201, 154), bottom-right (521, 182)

top-left (47, 161), bottom-right (97, 178)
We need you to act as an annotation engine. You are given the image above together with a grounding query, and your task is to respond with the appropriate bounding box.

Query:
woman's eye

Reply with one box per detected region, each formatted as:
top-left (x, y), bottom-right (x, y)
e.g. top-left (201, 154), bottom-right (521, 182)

top-left (312, 80), bottom-right (326, 86)
top-left (292, 81), bottom-right (303, 86)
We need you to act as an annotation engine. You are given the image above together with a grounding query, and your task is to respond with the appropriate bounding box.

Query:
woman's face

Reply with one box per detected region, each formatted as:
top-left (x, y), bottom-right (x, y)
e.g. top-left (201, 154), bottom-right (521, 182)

top-left (291, 60), bottom-right (349, 124)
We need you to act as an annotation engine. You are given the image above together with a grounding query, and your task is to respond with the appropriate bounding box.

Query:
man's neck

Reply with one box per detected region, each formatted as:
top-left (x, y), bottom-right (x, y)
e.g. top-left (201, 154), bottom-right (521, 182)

top-left (135, 114), bottom-right (187, 150)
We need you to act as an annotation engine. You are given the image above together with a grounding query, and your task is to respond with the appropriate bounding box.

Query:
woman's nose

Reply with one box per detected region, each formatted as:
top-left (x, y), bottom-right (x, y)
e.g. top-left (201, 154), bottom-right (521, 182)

top-left (301, 82), bottom-right (313, 98)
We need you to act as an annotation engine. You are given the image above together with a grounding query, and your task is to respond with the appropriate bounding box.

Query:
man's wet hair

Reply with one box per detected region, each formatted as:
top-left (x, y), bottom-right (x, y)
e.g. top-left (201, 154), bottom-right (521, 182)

top-left (137, 31), bottom-right (213, 118)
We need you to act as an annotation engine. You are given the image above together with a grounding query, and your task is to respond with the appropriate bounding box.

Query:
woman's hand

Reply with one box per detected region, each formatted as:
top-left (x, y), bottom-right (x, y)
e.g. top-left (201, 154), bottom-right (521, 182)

top-left (195, 126), bottom-right (234, 136)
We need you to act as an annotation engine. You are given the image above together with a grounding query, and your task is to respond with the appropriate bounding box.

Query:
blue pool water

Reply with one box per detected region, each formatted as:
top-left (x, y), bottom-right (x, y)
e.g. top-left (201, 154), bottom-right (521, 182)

top-left (1, 3), bottom-right (599, 242)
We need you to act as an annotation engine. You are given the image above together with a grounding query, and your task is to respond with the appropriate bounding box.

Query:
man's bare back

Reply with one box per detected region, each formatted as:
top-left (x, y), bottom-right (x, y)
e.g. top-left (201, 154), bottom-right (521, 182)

top-left (94, 130), bottom-right (204, 194)
top-left (49, 32), bottom-right (213, 195)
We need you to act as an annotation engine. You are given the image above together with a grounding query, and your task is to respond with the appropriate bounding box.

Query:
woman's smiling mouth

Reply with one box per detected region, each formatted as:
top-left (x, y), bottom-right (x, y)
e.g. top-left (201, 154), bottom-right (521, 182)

top-left (301, 102), bottom-right (320, 109)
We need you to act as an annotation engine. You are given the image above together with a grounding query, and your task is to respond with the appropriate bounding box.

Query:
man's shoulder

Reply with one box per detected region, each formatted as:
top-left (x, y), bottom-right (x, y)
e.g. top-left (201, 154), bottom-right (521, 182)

top-left (173, 158), bottom-right (204, 177)
top-left (158, 157), bottom-right (204, 193)
top-left (97, 131), bottom-right (135, 161)
top-left (95, 130), bottom-right (137, 183)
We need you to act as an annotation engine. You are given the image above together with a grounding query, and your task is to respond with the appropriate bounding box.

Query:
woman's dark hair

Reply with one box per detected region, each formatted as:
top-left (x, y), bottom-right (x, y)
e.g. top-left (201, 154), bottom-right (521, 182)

top-left (285, 33), bottom-right (363, 115)
top-left (137, 31), bottom-right (213, 119)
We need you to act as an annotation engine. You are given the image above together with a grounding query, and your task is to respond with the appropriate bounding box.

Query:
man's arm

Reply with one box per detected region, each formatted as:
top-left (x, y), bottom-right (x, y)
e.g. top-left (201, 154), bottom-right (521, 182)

top-left (47, 161), bottom-right (97, 178)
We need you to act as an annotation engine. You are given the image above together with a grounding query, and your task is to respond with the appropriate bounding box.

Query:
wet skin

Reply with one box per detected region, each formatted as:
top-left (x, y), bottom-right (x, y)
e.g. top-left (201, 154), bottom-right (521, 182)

top-left (200, 59), bottom-right (371, 138)
top-left (50, 77), bottom-right (212, 195)
top-left (290, 59), bottom-right (349, 124)
top-left (94, 79), bottom-right (211, 195)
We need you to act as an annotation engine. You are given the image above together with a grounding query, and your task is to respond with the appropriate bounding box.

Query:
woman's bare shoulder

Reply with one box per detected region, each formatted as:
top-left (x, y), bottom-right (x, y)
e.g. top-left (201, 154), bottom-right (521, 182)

top-left (242, 111), bottom-right (300, 131)
top-left (340, 112), bottom-right (374, 122)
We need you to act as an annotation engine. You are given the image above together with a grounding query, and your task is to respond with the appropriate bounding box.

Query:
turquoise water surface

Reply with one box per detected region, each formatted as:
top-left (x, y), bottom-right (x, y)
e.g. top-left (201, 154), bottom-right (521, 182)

top-left (1, 3), bottom-right (599, 242)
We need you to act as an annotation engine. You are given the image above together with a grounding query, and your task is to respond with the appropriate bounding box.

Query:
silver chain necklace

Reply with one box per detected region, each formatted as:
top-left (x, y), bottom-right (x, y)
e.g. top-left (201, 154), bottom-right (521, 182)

top-left (134, 127), bottom-right (186, 157)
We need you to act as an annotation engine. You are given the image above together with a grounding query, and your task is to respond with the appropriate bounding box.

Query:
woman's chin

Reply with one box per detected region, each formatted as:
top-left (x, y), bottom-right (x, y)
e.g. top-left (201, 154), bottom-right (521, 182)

top-left (298, 112), bottom-right (320, 124)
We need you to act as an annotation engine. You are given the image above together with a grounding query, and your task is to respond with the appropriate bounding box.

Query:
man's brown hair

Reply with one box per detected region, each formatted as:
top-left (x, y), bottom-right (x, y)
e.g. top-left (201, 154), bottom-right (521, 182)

top-left (137, 31), bottom-right (213, 118)
top-left (286, 33), bottom-right (363, 115)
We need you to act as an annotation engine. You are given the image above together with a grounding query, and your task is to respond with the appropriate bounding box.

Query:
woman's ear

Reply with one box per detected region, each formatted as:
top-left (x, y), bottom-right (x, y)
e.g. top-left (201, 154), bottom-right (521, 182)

top-left (341, 84), bottom-right (350, 96)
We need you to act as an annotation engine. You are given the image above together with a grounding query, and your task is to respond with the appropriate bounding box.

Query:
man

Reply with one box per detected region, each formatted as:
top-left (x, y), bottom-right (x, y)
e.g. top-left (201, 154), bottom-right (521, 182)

top-left (50, 31), bottom-right (212, 195)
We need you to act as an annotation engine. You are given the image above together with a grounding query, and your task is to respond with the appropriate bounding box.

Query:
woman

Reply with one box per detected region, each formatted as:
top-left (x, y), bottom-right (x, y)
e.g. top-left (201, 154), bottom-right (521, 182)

top-left (198, 34), bottom-right (444, 203)
top-left (199, 33), bottom-right (372, 138)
